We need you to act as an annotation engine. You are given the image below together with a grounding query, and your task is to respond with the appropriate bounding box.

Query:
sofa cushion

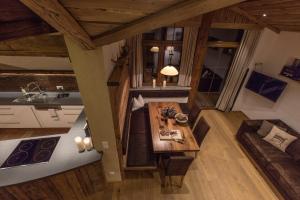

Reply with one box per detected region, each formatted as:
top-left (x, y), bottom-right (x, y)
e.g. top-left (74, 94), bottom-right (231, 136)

top-left (257, 120), bottom-right (287, 137)
top-left (286, 139), bottom-right (300, 164)
top-left (241, 132), bottom-right (292, 167)
top-left (266, 161), bottom-right (300, 200)
top-left (263, 126), bottom-right (297, 152)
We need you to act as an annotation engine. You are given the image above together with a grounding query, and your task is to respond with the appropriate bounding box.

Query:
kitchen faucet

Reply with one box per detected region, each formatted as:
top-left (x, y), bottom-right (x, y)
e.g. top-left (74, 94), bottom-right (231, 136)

top-left (20, 82), bottom-right (46, 99)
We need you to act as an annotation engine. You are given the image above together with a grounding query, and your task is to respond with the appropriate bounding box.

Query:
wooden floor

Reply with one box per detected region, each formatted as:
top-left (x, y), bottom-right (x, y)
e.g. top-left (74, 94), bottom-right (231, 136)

top-left (0, 111), bottom-right (279, 200)
top-left (99, 110), bottom-right (279, 200)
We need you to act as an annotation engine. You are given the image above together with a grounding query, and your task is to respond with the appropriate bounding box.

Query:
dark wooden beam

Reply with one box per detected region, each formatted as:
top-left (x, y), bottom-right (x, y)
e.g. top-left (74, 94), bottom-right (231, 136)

top-left (93, 0), bottom-right (246, 46)
top-left (188, 13), bottom-right (214, 108)
top-left (20, 0), bottom-right (95, 49)
top-left (230, 7), bottom-right (281, 33)
top-left (207, 41), bottom-right (240, 48)
top-left (0, 19), bottom-right (55, 42)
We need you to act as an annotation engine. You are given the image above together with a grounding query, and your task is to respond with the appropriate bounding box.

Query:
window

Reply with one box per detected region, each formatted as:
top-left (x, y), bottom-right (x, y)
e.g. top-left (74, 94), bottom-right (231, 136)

top-left (142, 27), bottom-right (184, 85)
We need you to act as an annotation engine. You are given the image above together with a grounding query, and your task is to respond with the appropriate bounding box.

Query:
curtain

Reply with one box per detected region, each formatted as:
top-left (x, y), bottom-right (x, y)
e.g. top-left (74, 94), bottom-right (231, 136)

top-left (178, 27), bottom-right (199, 86)
top-left (128, 34), bottom-right (143, 88)
top-left (216, 30), bottom-right (261, 112)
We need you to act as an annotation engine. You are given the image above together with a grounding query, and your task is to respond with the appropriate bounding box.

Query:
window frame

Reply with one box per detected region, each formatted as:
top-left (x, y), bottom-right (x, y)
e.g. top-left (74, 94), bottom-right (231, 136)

top-left (142, 27), bottom-right (184, 86)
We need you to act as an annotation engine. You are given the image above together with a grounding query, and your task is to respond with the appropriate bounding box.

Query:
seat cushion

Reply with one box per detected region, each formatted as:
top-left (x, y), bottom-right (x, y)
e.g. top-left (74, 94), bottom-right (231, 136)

top-left (130, 108), bottom-right (148, 133)
top-left (266, 161), bottom-right (300, 200)
top-left (241, 132), bottom-right (292, 167)
top-left (239, 131), bottom-right (300, 200)
top-left (286, 139), bottom-right (300, 163)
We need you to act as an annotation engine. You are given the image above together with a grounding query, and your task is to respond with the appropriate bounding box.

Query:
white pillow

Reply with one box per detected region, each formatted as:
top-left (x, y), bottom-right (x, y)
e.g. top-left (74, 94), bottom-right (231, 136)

top-left (263, 126), bottom-right (297, 152)
top-left (138, 94), bottom-right (145, 106)
top-left (132, 97), bottom-right (143, 111)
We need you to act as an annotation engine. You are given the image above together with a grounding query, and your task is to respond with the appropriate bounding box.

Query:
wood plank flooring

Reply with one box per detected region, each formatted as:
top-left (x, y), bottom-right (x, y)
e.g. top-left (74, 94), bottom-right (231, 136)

top-left (101, 110), bottom-right (279, 200)
top-left (0, 110), bottom-right (279, 200)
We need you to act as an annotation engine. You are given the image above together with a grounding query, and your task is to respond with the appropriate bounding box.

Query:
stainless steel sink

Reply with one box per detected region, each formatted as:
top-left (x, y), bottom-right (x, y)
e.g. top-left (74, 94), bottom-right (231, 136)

top-left (12, 93), bottom-right (55, 104)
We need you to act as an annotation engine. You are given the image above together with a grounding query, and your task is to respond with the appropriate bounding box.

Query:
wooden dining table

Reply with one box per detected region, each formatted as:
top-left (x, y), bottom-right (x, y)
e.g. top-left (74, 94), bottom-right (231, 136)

top-left (148, 102), bottom-right (200, 153)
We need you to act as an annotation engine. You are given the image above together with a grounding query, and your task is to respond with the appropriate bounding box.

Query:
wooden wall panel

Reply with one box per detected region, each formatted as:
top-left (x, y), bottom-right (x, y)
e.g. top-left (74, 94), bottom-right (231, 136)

top-left (0, 34), bottom-right (68, 57)
top-left (0, 71), bottom-right (78, 91)
top-left (0, 161), bottom-right (105, 200)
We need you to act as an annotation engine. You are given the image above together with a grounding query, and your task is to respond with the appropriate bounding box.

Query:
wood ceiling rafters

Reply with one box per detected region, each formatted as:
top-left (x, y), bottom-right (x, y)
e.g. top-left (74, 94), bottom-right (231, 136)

top-left (237, 0), bottom-right (300, 32)
top-left (2, 0), bottom-right (300, 57)
top-left (19, 0), bottom-right (95, 50)
top-left (92, 0), bottom-right (246, 46)
top-left (0, 0), bottom-right (56, 42)
top-left (230, 7), bottom-right (281, 33)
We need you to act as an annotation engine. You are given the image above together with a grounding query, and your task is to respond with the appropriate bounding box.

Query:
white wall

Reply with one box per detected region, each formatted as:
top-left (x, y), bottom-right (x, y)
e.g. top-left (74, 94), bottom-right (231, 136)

top-left (0, 40), bottom-right (125, 75)
top-left (102, 40), bottom-right (125, 81)
top-left (233, 29), bottom-right (300, 131)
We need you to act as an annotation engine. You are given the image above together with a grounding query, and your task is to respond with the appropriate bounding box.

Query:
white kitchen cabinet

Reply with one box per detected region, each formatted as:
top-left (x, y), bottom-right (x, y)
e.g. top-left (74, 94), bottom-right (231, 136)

top-left (32, 106), bottom-right (84, 128)
top-left (0, 106), bottom-right (40, 128)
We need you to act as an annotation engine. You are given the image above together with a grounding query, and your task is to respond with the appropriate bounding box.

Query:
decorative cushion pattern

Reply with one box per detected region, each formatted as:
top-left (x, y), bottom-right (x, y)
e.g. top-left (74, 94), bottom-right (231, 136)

top-left (263, 126), bottom-right (297, 152)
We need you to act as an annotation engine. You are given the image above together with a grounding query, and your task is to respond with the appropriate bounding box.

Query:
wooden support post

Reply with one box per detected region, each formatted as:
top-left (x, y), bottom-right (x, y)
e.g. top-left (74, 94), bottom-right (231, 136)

top-left (188, 13), bottom-right (213, 108)
top-left (64, 37), bottom-right (121, 182)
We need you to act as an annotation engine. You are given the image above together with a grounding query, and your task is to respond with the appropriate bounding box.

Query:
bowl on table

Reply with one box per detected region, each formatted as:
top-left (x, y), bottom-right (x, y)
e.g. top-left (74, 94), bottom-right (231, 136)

top-left (175, 113), bottom-right (188, 124)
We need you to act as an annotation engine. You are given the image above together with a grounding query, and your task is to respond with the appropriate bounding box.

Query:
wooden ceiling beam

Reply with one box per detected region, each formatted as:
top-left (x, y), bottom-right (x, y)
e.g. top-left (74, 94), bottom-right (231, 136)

top-left (93, 0), bottom-right (246, 46)
top-left (20, 0), bottom-right (95, 50)
top-left (230, 7), bottom-right (281, 33)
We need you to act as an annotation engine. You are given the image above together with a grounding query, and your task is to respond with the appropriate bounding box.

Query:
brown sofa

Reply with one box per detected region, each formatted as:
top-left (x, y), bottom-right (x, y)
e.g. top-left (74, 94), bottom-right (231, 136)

top-left (237, 120), bottom-right (300, 200)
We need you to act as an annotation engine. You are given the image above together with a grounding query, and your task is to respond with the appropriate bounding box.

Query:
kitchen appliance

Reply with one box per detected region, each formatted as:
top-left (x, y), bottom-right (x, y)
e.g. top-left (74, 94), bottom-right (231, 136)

top-left (1, 137), bottom-right (60, 169)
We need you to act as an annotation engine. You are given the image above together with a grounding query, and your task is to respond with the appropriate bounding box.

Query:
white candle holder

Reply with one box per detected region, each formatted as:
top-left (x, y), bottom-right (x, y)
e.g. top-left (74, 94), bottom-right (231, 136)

top-left (163, 80), bottom-right (167, 88)
top-left (83, 137), bottom-right (93, 151)
top-left (74, 136), bottom-right (85, 153)
top-left (152, 79), bottom-right (156, 88)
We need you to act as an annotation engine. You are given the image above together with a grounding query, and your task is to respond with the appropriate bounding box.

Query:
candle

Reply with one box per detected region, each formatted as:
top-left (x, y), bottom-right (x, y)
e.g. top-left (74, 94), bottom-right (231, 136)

top-left (163, 80), bottom-right (167, 88)
top-left (74, 136), bottom-right (85, 152)
top-left (83, 137), bottom-right (93, 151)
top-left (152, 79), bottom-right (156, 88)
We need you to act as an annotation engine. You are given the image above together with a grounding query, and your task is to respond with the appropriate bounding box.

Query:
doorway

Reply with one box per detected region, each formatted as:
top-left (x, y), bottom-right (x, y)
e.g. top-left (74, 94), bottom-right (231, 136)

top-left (196, 28), bottom-right (244, 108)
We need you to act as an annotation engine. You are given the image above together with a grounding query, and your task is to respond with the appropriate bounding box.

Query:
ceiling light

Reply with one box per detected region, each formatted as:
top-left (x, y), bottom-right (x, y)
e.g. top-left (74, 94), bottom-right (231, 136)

top-left (150, 46), bottom-right (159, 53)
top-left (262, 13), bottom-right (267, 17)
top-left (160, 65), bottom-right (179, 76)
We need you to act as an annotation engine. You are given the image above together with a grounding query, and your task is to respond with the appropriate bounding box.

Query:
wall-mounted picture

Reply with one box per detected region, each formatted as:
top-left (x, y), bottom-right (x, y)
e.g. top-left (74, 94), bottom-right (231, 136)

top-left (280, 58), bottom-right (300, 81)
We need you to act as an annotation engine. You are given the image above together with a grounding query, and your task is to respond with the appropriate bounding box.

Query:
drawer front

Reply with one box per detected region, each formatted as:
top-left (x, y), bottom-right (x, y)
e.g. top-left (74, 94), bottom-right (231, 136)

top-left (0, 106), bottom-right (14, 115)
top-left (61, 106), bottom-right (84, 115)
top-left (0, 106), bottom-right (40, 128)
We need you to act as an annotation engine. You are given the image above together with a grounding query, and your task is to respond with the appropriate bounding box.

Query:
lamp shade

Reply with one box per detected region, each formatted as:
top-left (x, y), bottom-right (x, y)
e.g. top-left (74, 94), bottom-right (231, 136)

top-left (160, 65), bottom-right (179, 76)
top-left (150, 46), bottom-right (159, 53)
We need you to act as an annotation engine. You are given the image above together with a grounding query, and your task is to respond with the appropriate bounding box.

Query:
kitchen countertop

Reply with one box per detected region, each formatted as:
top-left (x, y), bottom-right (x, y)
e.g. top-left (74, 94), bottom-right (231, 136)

top-left (0, 92), bottom-right (82, 105)
top-left (0, 112), bottom-right (102, 187)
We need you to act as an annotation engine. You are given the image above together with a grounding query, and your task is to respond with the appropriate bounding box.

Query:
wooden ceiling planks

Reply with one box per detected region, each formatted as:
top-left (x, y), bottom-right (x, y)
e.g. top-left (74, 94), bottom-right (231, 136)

top-left (2, 0), bottom-right (300, 56)
top-left (20, 0), bottom-right (95, 50)
top-left (211, 8), bottom-right (261, 30)
top-left (92, 0), bottom-right (246, 46)
top-left (237, 0), bottom-right (300, 32)
top-left (60, 0), bottom-right (184, 25)
top-left (0, 0), bottom-right (56, 41)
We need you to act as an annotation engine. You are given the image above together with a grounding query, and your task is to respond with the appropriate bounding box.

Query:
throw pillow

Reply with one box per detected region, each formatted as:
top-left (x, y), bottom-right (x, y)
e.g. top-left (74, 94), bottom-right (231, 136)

top-left (138, 94), bottom-right (145, 106)
top-left (286, 139), bottom-right (300, 163)
top-left (257, 120), bottom-right (274, 137)
top-left (263, 126), bottom-right (297, 152)
top-left (257, 120), bottom-right (287, 137)
top-left (132, 97), bottom-right (143, 111)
